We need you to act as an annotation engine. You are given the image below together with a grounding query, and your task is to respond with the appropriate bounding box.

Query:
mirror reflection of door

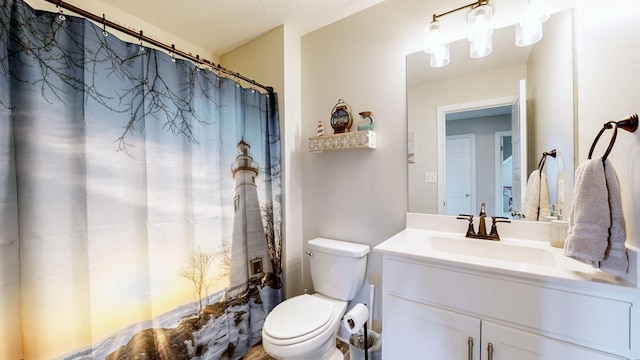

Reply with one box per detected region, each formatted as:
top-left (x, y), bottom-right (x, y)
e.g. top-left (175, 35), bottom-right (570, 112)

top-left (495, 132), bottom-right (513, 218)
top-left (445, 134), bottom-right (475, 215)
top-left (444, 106), bottom-right (513, 216)
top-left (511, 79), bottom-right (528, 216)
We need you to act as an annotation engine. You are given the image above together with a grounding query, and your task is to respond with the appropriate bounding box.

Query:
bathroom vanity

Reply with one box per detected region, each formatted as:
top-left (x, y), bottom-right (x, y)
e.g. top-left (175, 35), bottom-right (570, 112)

top-left (375, 214), bottom-right (640, 359)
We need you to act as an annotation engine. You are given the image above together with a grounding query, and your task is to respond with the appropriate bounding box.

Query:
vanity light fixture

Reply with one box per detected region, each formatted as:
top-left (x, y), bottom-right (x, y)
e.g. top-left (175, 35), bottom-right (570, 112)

top-left (424, 0), bottom-right (494, 67)
top-left (424, 0), bottom-right (552, 67)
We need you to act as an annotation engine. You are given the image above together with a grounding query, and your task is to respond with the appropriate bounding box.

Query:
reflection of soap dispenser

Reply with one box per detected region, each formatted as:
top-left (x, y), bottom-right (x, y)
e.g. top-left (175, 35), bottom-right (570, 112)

top-left (544, 204), bottom-right (558, 222)
top-left (556, 203), bottom-right (565, 221)
top-left (550, 205), bottom-right (569, 248)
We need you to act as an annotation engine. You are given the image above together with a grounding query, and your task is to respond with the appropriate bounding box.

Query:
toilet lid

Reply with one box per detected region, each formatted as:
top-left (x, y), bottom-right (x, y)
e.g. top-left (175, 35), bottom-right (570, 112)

top-left (264, 294), bottom-right (334, 340)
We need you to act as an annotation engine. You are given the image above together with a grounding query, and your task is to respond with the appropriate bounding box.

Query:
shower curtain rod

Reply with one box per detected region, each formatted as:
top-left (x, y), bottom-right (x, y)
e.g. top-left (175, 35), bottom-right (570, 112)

top-left (44, 0), bottom-right (274, 94)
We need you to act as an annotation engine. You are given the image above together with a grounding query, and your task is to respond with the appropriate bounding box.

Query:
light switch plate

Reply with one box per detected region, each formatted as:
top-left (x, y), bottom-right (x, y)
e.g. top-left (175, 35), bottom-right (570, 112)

top-left (425, 171), bottom-right (437, 183)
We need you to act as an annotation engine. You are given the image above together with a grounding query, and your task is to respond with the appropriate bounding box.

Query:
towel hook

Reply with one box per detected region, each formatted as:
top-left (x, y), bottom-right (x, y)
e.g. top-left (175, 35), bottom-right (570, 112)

top-left (588, 114), bottom-right (638, 162)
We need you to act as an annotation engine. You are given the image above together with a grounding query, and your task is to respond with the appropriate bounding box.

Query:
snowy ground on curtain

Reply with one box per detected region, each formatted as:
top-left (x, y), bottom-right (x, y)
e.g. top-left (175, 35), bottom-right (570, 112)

top-left (63, 285), bottom-right (281, 360)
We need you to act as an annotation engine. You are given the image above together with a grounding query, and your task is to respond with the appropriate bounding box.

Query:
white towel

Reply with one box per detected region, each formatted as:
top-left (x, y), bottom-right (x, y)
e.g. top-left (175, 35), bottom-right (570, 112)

top-left (522, 170), bottom-right (551, 221)
top-left (539, 172), bottom-right (551, 220)
top-left (600, 159), bottom-right (628, 276)
top-left (564, 159), bottom-right (610, 264)
top-left (564, 158), bottom-right (628, 275)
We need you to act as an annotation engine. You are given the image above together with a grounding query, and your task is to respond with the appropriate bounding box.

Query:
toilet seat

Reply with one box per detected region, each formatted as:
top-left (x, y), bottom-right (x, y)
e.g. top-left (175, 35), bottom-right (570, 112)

top-left (263, 294), bottom-right (336, 346)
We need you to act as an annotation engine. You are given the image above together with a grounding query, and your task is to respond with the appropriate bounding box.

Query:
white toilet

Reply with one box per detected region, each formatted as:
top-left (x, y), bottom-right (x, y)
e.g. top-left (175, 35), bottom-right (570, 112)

top-left (262, 238), bottom-right (370, 360)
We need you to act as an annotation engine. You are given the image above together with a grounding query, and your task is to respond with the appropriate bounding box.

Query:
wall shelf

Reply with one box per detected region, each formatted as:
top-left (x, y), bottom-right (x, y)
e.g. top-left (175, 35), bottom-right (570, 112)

top-left (308, 130), bottom-right (376, 152)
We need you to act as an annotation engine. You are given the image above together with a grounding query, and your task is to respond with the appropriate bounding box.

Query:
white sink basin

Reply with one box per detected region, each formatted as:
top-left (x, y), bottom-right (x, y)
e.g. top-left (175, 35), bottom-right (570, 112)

top-left (375, 214), bottom-right (634, 288)
top-left (426, 234), bottom-right (556, 266)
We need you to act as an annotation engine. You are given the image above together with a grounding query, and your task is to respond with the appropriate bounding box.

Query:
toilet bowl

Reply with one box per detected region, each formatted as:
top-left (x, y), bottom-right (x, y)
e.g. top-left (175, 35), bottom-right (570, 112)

top-left (262, 294), bottom-right (346, 360)
top-left (262, 238), bottom-right (370, 360)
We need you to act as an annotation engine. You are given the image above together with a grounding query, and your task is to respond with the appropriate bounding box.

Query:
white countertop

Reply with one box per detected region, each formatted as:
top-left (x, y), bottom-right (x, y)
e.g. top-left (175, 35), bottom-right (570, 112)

top-left (375, 214), bottom-right (639, 295)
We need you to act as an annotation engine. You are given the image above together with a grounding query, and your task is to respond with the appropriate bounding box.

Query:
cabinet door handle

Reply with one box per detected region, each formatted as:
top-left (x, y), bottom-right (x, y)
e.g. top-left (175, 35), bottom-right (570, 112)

top-left (487, 342), bottom-right (494, 360)
top-left (467, 337), bottom-right (474, 360)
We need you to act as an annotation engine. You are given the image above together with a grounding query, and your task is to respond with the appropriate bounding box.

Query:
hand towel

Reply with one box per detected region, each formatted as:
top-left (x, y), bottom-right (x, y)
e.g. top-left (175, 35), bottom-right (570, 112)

top-left (564, 158), bottom-right (610, 264)
top-left (522, 170), bottom-right (541, 220)
top-left (599, 159), bottom-right (628, 276)
top-left (522, 170), bottom-right (551, 221)
top-left (538, 172), bottom-right (551, 219)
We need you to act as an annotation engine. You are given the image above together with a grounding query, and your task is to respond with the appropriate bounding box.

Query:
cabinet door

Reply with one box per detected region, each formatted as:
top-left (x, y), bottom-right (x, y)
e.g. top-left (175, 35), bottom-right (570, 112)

top-left (384, 294), bottom-right (481, 359)
top-left (481, 321), bottom-right (626, 360)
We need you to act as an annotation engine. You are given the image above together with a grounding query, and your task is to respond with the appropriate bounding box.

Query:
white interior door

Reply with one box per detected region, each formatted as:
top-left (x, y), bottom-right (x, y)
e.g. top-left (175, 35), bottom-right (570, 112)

top-left (495, 131), bottom-right (513, 218)
top-left (511, 79), bottom-right (528, 214)
top-left (445, 134), bottom-right (475, 215)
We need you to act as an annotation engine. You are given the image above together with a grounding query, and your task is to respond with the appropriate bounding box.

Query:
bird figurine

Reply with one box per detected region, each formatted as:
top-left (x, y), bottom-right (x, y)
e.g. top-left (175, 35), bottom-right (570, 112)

top-left (357, 111), bottom-right (376, 131)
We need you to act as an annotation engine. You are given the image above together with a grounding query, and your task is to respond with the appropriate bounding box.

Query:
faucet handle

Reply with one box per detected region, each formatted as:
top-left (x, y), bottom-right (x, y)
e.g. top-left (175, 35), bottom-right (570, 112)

top-left (457, 214), bottom-right (475, 237)
top-left (489, 216), bottom-right (511, 238)
top-left (457, 214), bottom-right (474, 221)
top-left (492, 216), bottom-right (511, 223)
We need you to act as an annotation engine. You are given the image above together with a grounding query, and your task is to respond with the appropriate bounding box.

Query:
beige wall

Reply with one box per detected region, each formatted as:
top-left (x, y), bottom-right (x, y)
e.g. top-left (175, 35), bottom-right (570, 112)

top-left (301, 0), bottom-right (417, 331)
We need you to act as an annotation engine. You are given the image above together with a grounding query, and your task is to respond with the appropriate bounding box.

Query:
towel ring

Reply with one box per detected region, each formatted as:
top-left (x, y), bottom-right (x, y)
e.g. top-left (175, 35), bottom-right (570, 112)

top-left (588, 114), bottom-right (638, 162)
top-left (537, 149), bottom-right (557, 173)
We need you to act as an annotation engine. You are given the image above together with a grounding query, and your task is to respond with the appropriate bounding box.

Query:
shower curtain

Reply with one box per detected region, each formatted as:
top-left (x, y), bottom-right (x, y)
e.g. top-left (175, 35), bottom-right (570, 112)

top-left (0, 0), bottom-right (282, 359)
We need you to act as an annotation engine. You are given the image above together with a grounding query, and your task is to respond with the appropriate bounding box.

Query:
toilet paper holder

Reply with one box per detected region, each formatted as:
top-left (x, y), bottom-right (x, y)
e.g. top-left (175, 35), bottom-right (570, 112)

top-left (343, 303), bottom-right (370, 360)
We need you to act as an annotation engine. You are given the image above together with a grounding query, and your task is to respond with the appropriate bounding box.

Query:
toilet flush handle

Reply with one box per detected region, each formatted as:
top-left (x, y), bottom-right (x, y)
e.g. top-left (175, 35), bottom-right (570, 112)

top-left (305, 250), bottom-right (313, 257)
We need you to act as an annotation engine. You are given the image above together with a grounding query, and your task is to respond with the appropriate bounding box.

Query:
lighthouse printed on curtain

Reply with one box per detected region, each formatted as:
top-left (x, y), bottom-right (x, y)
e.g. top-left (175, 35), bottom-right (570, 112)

top-left (229, 140), bottom-right (273, 296)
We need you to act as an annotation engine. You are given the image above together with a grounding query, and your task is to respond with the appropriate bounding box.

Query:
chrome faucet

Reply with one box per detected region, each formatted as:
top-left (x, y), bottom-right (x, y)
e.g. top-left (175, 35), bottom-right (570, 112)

top-left (457, 202), bottom-right (511, 241)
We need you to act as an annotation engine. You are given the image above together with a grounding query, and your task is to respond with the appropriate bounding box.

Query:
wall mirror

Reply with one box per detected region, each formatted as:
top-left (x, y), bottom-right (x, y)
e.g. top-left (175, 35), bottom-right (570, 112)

top-left (407, 9), bottom-right (575, 220)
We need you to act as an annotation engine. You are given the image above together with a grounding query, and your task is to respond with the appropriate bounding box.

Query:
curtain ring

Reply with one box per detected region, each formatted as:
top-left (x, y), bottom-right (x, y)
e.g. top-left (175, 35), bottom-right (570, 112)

top-left (57, 0), bottom-right (65, 21)
top-left (138, 30), bottom-right (145, 51)
top-left (102, 14), bottom-right (108, 37)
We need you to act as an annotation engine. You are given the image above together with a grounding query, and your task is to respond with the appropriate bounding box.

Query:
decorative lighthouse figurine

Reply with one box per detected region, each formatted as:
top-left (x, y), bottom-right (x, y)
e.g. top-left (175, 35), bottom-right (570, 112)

top-left (317, 121), bottom-right (325, 136)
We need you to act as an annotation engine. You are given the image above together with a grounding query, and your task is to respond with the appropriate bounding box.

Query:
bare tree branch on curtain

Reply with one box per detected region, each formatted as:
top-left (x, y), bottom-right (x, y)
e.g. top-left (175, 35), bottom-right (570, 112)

top-left (179, 247), bottom-right (217, 314)
top-left (0, 0), bottom-right (233, 152)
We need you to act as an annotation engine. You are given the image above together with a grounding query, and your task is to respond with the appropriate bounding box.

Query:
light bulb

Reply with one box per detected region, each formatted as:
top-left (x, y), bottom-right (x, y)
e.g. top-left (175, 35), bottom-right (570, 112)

top-left (425, 21), bottom-right (446, 54)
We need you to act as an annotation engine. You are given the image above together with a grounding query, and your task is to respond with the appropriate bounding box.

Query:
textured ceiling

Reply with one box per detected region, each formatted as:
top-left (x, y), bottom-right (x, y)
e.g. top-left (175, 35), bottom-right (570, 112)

top-left (96, 0), bottom-right (384, 56)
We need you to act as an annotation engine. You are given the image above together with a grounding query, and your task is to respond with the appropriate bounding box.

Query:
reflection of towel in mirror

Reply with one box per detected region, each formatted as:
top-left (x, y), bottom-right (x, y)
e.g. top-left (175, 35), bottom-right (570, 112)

top-left (522, 170), bottom-right (551, 221)
top-left (564, 158), bottom-right (628, 276)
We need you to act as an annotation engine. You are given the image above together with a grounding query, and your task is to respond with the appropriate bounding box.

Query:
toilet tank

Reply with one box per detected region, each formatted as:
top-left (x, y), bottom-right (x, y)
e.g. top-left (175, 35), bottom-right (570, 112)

top-left (307, 238), bottom-right (370, 301)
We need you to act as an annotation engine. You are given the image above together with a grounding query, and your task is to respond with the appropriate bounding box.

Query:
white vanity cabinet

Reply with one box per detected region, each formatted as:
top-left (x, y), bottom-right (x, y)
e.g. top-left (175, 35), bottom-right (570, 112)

top-left (481, 321), bottom-right (624, 360)
top-left (385, 293), bottom-right (622, 359)
top-left (385, 294), bottom-right (481, 359)
top-left (380, 255), bottom-right (636, 360)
